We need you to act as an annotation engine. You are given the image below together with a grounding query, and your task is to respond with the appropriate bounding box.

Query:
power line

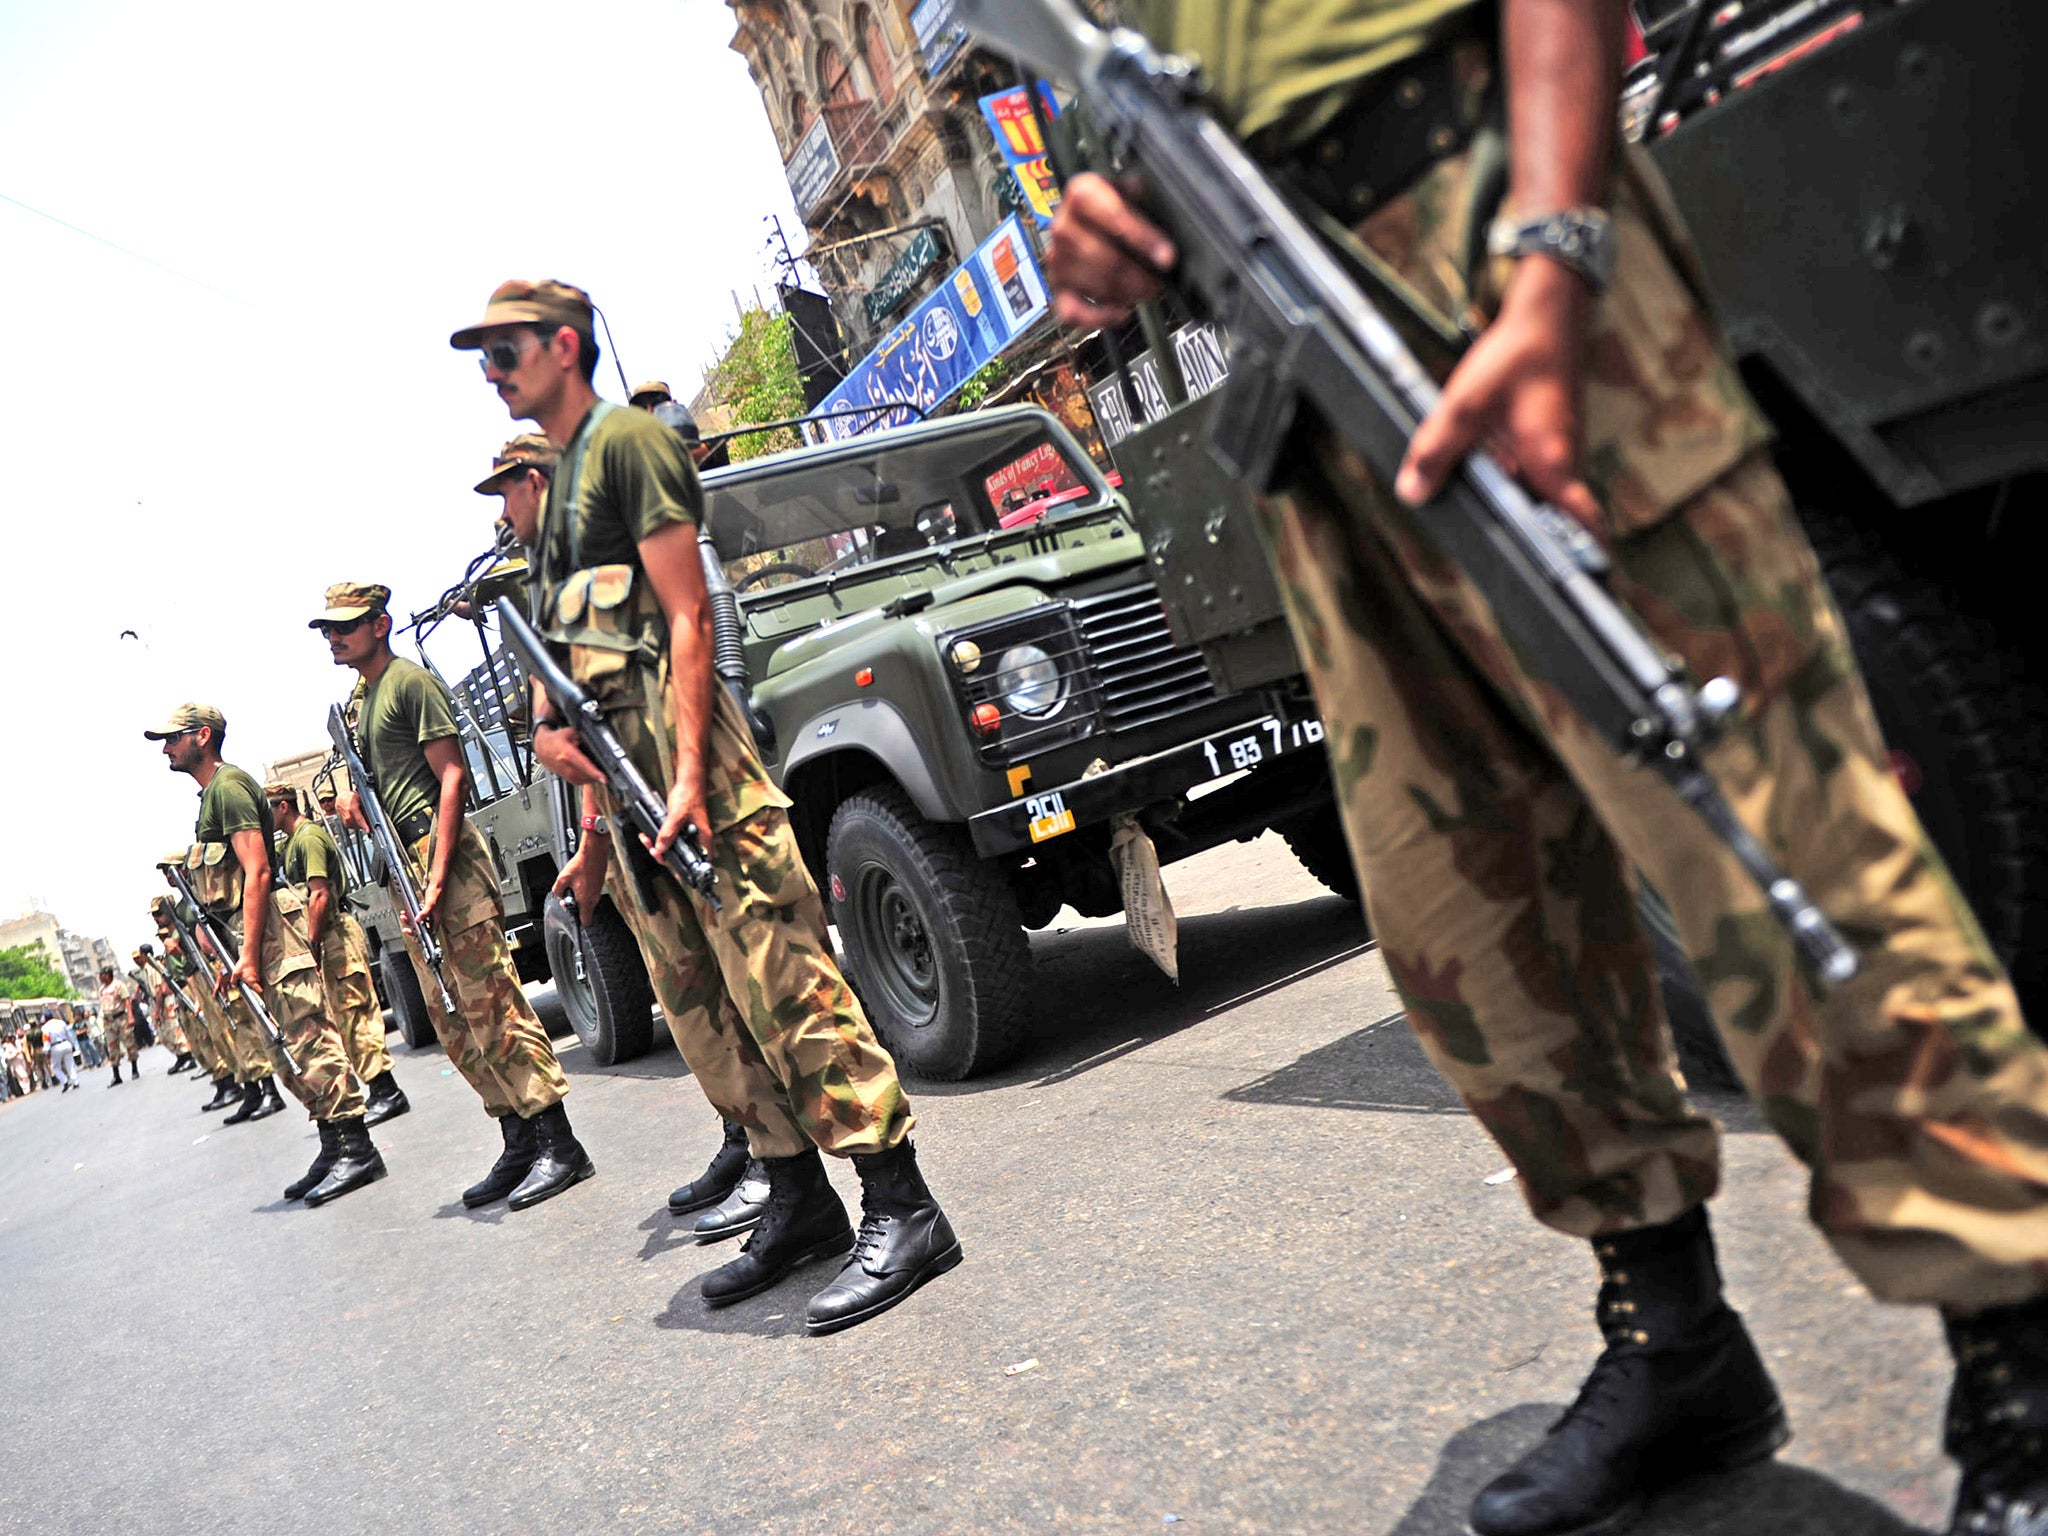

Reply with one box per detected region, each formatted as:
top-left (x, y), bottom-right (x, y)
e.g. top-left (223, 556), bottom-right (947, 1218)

top-left (0, 189), bottom-right (241, 303)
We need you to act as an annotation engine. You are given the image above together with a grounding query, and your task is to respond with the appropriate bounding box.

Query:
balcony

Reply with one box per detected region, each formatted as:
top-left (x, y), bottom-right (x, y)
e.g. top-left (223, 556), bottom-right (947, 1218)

top-left (785, 98), bottom-right (906, 220)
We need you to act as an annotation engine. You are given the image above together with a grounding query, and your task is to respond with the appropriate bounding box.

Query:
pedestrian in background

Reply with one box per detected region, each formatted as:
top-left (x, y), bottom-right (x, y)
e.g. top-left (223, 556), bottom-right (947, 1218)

top-left (44, 1016), bottom-right (79, 1092)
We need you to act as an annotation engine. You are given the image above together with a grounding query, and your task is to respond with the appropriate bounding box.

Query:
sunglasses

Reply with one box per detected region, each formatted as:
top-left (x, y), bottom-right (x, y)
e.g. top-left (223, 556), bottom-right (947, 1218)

top-left (160, 728), bottom-right (200, 742)
top-left (478, 333), bottom-right (539, 376)
top-left (317, 615), bottom-right (371, 636)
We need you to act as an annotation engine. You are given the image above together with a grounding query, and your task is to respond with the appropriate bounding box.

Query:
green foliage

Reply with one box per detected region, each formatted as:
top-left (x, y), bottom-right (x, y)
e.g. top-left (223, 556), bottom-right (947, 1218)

top-left (954, 356), bottom-right (1010, 412)
top-left (709, 307), bottom-right (806, 463)
top-left (0, 942), bottom-right (72, 1000)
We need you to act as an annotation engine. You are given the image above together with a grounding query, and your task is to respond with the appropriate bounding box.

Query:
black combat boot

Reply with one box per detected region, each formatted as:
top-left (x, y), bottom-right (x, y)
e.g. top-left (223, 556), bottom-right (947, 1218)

top-left (1942, 1292), bottom-right (2048, 1535)
top-left (1467, 1208), bottom-right (1790, 1536)
top-left (508, 1102), bottom-right (596, 1211)
top-left (108, 1062), bottom-right (123, 1086)
top-left (221, 1081), bottom-right (263, 1123)
top-left (668, 1118), bottom-right (750, 1215)
top-left (693, 1159), bottom-right (771, 1244)
top-left (284, 1120), bottom-right (344, 1201)
top-left (202, 1075), bottom-right (239, 1111)
top-left (701, 1149), bottom-right (853, 1308)
top-left (362, 1070), bottom-right (410, 1126)
top-left (462, 1114), bottom-right (538, 1208)
top-left (804, 1140), bottom-right (962, 1336)
top-left (303, 1117), bottom-right (386, 1207)
top-left (247, 1077), bottom-right (286, 1122)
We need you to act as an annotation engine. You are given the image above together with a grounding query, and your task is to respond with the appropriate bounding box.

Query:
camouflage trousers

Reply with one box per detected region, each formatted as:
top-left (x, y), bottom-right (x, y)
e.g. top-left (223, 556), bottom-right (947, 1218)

top-left (594, 781), bottom-right (912, 1161)
top-left (177, 999), bottom-right (225, 1077)
top-left (102, 1019), bottom-right (135, 1066)
top-left (225, 890), bottom-right (362, 1122)
top-left (398, 818), bottom-right (567, 1119)
top-left (319, 914), bottom-right (391, 1084)
top-left (1260, 146), bottom-right (2048, 1308)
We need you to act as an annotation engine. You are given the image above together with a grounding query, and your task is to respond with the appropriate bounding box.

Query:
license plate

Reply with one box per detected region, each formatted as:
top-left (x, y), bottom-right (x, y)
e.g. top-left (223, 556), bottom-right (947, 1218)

top-left (1198, 715), bottom-right (1323, 780)
top-left (1026, 790), bottom-right (1076, 843)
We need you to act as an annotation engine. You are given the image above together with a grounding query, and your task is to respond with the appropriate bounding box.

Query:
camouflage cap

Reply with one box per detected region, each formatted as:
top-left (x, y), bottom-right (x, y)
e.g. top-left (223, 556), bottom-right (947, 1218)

top-left (261, 780), bottom-right (294, 803)
top-left (629, 379), bottom-right (672, 405)
top-left (309, 581), bottom-right (391, 628)
top-left (449, 278), bottom-right (593, 350)
top-left (142, 702), bottom-right (225, 741)
top-left (474, 432), bottom-right (560, 495)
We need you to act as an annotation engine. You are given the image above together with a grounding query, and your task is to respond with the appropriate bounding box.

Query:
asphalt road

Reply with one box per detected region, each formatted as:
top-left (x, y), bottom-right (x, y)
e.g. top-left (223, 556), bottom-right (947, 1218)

top-left (0, 833), bottom-right (1957, 1535)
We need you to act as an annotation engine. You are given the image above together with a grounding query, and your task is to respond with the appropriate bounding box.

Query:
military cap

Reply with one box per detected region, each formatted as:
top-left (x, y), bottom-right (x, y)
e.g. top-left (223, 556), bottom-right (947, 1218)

top-left (449, 278), bottom-right (594, 350)
top-left (262, 779), bottom-right (294, 803)
top-left (155, 850), bottom-right (190, 871)
top-left (629, 379), bottom-right (672, 406)
top-left (309, 581), bottom-right (391, 628)
top-left (143, 703), bottom-right (225, 741)
top-left (474, 432), bottom-right (560, 495)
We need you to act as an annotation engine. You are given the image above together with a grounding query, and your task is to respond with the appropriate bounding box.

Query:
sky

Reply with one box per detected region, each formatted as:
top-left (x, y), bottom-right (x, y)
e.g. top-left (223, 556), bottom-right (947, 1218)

top-left (0, 0), bottom-right (803, 969)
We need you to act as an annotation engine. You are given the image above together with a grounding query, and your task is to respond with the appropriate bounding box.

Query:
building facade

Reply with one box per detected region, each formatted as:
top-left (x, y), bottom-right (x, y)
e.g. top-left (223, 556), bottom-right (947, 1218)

top-left (0, 909), bottom-right (103, 994)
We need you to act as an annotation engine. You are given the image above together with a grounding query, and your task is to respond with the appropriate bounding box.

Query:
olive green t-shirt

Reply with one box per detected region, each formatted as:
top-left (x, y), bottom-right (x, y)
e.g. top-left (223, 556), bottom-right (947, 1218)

top-left (283, 818), bottom-right (349, 900)
top-left (1126, 0), bottom-right (1488, 146)
top-left (356, 656), bottom-right (460, 827)
top-left (196, 763), bottom-right (275, 866)
top-left (535, 401), bottom-right (703, 602)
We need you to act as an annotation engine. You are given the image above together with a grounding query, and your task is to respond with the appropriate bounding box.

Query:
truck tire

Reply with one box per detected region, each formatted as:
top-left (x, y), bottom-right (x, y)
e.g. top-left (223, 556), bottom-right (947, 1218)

top-left (542, 894), bottom-right (656, 1066)
top-left (380, 946), bottom-right (440, 1053)
top-left (826, 786), bottom-right (1032, 1081)
top-left (1804, 509), bottom-right (2048, 1035)
top-left (1280, 802), bottom-right (1362, 905)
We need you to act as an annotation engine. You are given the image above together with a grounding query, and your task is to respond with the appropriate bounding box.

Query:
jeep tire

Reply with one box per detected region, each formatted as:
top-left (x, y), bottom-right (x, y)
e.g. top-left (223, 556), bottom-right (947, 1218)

top-left (543, 893), bottom-right (656, 1066)
top-left (826, 786), bottom-right (1031, 1081)
top-left (380, 944), bottom-right (440, 1053)
top-left (1279, 801), bottom-right (1362, 905)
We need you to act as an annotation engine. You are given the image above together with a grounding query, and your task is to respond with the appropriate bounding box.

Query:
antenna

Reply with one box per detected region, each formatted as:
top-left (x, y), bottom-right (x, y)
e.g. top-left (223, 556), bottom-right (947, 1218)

top-left (591, 304), bottom-right (633, 398)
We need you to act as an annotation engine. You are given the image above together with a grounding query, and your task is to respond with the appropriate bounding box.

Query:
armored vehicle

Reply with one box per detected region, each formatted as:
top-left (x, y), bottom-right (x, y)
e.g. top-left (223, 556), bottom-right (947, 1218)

top-left (700, 404), bottom-right (1352, 1079)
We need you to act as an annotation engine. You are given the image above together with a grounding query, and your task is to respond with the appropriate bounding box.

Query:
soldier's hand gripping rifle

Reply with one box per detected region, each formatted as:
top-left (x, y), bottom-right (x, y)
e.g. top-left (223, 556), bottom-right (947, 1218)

top-left (493, 597), bottom-right (721, 911)
top-left (160, 864), bottom-right (311, 1079)
top-left (136, 947), bottom-right (200, 1019)
top-left (955, 0), bottom-right (1856, 988)
top-left (326, 703), bottom-right (459, 1013)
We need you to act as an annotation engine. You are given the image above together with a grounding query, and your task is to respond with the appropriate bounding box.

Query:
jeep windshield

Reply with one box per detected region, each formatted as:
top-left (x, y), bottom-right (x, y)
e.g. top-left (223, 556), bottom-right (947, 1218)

top-left (702, 410), bottom-right (1110, 591)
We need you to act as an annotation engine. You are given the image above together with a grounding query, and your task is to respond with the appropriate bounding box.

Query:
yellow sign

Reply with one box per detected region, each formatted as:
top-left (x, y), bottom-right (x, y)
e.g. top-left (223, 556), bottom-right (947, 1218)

top-left (1006, 765), bottom-right (1033, 797)
top-left (1026, 790), bottom-right (1075, 843)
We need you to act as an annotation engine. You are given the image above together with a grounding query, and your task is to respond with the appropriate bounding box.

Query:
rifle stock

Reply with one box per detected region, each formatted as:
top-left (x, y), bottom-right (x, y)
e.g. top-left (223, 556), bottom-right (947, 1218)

top-left (954, 0), bottom-right (1856, 988)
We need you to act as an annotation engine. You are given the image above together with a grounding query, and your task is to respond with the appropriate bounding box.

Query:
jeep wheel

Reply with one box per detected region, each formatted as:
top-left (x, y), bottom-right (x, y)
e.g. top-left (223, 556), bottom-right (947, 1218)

top-left (1280, 802), bottom-right (1361, 905)
top-left (380, 945), bottom-right (440, 1053)
top-left (827, 786), bottom-right (1031, 1081)
top-left (543, 894), bottom-right (656, 1066)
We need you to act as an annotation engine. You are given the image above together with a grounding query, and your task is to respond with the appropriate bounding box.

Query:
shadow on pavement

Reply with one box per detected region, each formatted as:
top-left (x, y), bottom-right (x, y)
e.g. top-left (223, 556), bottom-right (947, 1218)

top-left (652, 1265), bottom-right (840, 1339)
top-left (912, 894), bottom-right (1373, 1095)
top-left (1388, 1405), bottom-right (1931, 1536)
top-left (635, 1206), bottom-right (706, 1263)
top-left (1224, 1014), bottom-right (1467, 1115)
top-left (432, 1199), bottom-right (508, 1226)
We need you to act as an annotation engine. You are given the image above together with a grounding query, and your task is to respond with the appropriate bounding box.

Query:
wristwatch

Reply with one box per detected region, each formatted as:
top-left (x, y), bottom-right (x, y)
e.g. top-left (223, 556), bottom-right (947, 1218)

top-left (1486, 207), bottom-right (1616, 295)
top-left (581, 814), bottom-right (611, 837)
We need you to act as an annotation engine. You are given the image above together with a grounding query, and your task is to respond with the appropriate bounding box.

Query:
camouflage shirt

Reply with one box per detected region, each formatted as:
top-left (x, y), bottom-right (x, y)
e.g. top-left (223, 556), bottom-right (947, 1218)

top-left (1125, 0), bottom-right (1488, 147)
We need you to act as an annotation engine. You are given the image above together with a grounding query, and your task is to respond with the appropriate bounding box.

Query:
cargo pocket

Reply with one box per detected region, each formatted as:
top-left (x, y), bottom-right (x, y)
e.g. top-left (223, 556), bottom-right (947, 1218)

top-left (190, 842), bottom-right (243, 914)
top-left (555, 564), bottom-right (652, 701)
top-left (264, 886), bottom-right (320, 979)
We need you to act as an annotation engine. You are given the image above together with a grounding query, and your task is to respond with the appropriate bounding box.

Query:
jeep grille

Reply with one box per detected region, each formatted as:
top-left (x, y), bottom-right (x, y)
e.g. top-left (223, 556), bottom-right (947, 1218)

top-left (1072, 584), bottom-right (1219, 734)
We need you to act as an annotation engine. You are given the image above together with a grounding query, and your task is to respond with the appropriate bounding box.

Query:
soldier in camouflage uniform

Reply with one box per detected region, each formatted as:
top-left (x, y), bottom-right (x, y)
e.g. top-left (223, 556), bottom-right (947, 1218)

top-left (155, 858), bottom-right (286, 1119)
top-left (268, 780), bottom-right (410, 1125)
top-left (147, 703), bottom-right (386, 1205)
top-left (1048, 3), bottom-right (2048, 1532)
top-left (455, 279), bottom-right (959, 1333)
top-left (143, 923), bottom-right (236, 1109)
top-left (152, 891), bottom-right (253, 1112)
top-left (134, 948), bottom-right (193, 1073)
top-left (317, 583), bottom-right (589, 1210)
top-left (94, 968), bottom-right (138, 1085)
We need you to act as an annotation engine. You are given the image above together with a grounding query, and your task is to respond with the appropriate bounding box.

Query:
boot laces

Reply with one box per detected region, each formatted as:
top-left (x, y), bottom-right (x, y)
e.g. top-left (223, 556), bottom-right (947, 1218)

top-left (1555, 1342), bottom-right (1647, 1442)
top-left (737, 1175), bottom-right (805, 1255)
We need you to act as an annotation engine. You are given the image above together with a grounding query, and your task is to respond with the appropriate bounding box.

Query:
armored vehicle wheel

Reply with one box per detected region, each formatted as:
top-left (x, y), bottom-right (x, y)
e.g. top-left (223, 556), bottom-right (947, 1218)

top-left (1805, 507), bottom-right (2048, 1038)
top-left (380, 946), bottom-right (439, 1053)
top-left (543, 894), bottom-right (655, 1066)
top-left (1279, 802), bottom-right (1361, 905)
top-left (826, 786), bottom-right (1032, 1081)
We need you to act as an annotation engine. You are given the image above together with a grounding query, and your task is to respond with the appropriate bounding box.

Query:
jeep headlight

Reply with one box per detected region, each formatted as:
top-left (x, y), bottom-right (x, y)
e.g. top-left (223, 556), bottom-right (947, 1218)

top-left (996, 643), bottom-right (1063, 717)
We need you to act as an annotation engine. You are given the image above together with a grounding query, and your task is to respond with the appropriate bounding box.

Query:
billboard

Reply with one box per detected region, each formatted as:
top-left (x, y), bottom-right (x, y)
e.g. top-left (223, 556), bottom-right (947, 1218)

top-left (813, 214), bottom-right (1050, 440)
top-left (1084, 322), bottom-right (1232, 446)
top-left (977, 83), bottom-right (1062, 228)
top-left (911, 0), bottom-right (967, 76)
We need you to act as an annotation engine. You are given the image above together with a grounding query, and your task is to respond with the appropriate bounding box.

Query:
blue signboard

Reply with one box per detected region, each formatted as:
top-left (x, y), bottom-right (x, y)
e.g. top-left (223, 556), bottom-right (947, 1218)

top-left (814, 214), bottom-right (1050, 440)
top-left (912, 0), bottom-right (967, 76)
top-left (786, 116), bottom-right (840, 218)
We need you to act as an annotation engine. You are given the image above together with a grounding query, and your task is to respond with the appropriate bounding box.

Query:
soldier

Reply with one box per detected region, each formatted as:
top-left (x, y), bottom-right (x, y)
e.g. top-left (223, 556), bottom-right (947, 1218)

top-left (472, 429), bottom-right (754, 1222)
top-left (135, 948), bottom-right (193, 1073)
top-left (455, 278), bottom-right (959, 1332)
top-left (145, 702), bottom-right (386, 1204)
top-left (627, 380), bottom-right (671, 410)
top-left (142, 928), bottom-right (228, 1106)
top-left (153, 893), bottom-right (252, 1112)
top-left (94, 967), bottom-right (138, 1085)
top-left (267, 781), bottom-right (411, 1125)
top-left (1045, 4), bottom-right (2048, 1532)
top-left (314, 583), bottom-right (590, 1210)
top-left (158, 854), bottom-right (293, 1123)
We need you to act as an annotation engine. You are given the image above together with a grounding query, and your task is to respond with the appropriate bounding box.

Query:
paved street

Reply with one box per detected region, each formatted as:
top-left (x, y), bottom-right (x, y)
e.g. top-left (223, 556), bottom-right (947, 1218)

top-left (0, 834), bottom-right (1956, 1535)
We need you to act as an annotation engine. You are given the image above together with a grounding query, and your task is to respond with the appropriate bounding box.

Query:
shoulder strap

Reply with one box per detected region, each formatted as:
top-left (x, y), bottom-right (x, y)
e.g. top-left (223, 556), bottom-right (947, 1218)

top-left (542, 400), bottom-right (619, 591)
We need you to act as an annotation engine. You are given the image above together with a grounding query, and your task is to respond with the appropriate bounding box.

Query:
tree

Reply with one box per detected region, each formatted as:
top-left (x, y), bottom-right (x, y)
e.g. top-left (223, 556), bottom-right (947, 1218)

top-left (708, 307), bottom-right (806, 463)
top-left (0, 942), bottom-right (73, 1000)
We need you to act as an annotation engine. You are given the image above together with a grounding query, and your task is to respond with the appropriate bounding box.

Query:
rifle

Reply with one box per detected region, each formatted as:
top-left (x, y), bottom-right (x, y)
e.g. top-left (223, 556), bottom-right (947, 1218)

top-left (954, 0), bottom-right (1856, 988)
top-left (326, 703), bottom-right (459, 1013)
top-left (493, 597), bottom-right (720, 910)
top-left (161, 863), bottom-right (310, 1079)
top-left (137, 949), bottom-right (200, 1019)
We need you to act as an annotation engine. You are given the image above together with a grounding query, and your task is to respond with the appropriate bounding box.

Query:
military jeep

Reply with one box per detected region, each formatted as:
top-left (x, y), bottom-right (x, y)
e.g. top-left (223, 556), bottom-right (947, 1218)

top-left (702, 404), bottom-right (1352, 1079)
